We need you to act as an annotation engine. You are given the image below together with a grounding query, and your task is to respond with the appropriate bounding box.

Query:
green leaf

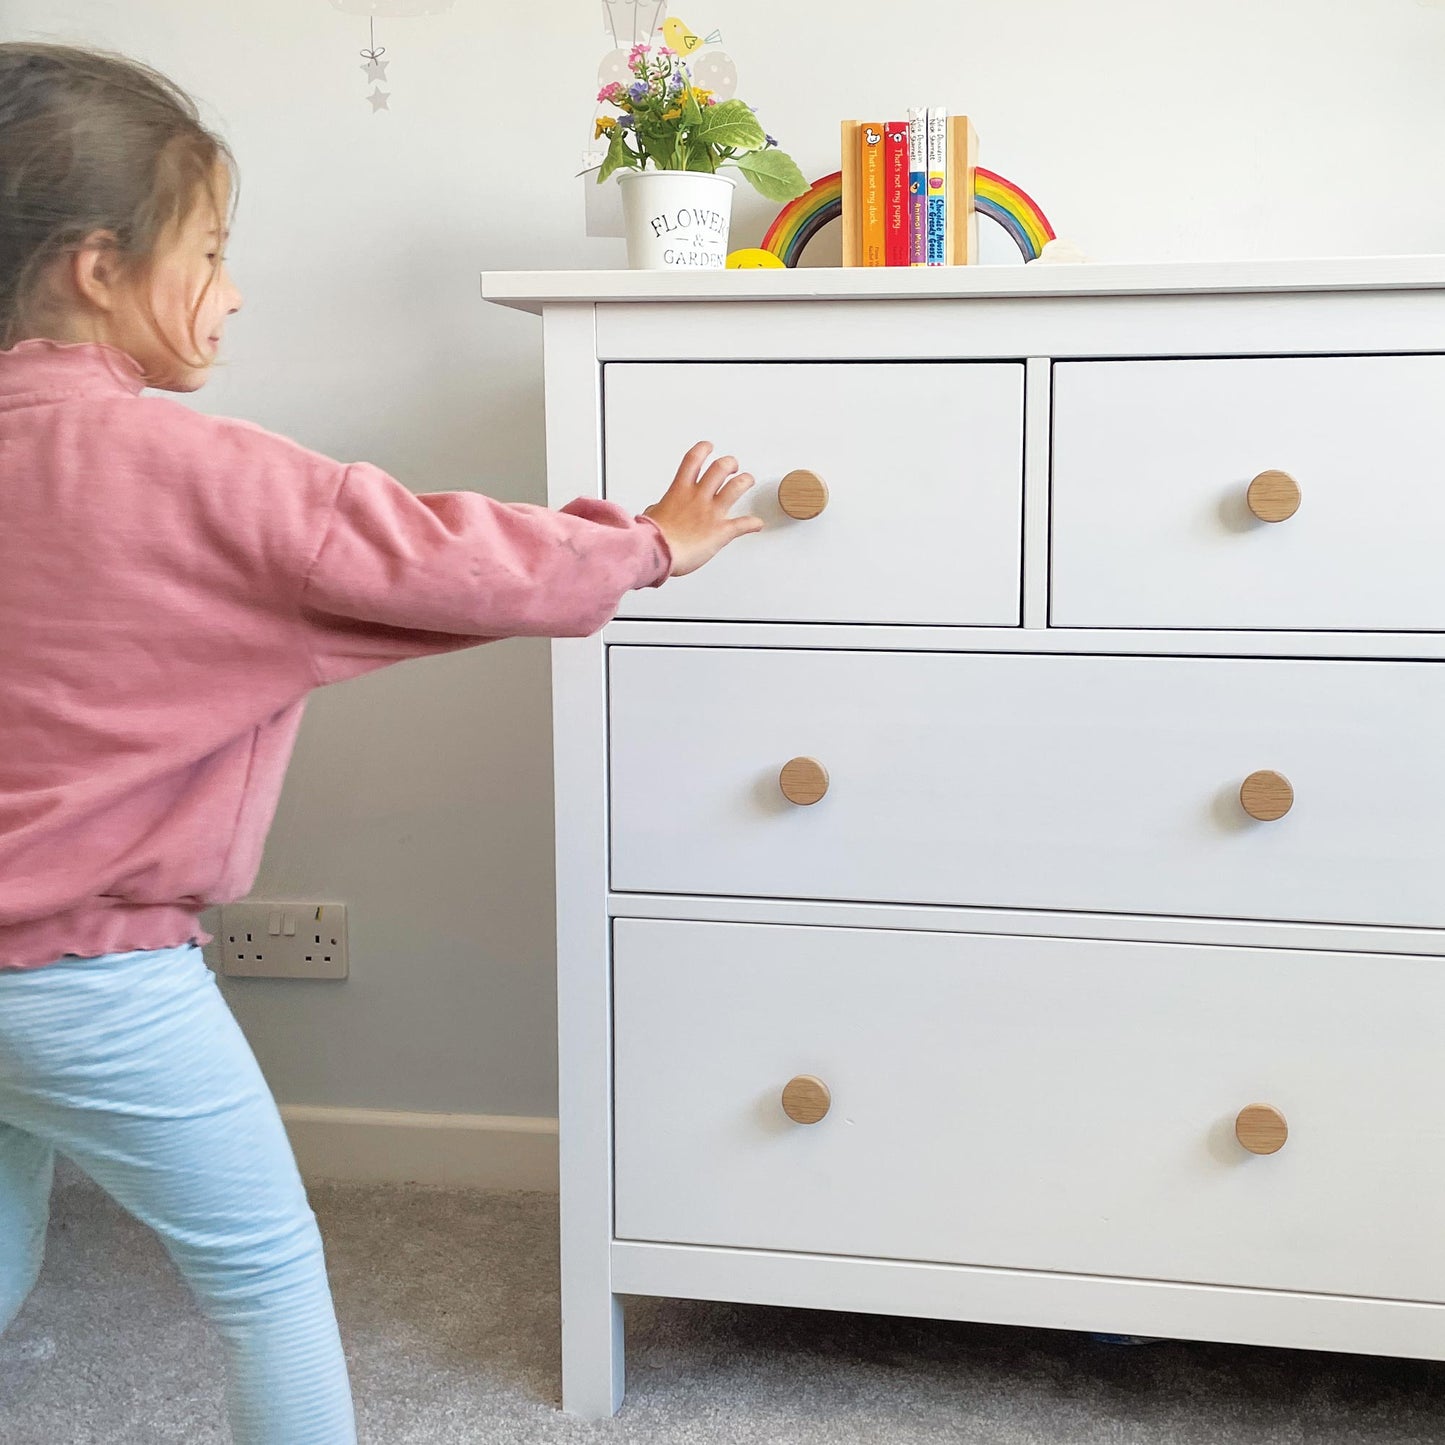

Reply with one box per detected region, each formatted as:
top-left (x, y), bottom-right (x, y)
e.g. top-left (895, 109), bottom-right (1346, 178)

top-left (636, 125), bottom-right (674, 169)
top-left (596, 125), bottom-right (633, 184)
top-left (689, 98), bottom-right (766, 152)
top-left (683, 138), bottom-right (718, 172)
top-left (729, 147), bottom-right (809, 202)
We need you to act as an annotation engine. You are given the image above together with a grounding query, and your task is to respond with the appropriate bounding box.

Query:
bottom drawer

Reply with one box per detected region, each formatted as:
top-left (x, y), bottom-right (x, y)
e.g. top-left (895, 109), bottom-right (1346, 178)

top-left (613, 919), bottom-right (1445, 1302)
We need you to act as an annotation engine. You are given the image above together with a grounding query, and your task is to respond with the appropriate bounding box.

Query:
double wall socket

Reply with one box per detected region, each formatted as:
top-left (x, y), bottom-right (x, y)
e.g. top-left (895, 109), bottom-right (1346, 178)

top-left (219, 902), bottom-right (348, 980)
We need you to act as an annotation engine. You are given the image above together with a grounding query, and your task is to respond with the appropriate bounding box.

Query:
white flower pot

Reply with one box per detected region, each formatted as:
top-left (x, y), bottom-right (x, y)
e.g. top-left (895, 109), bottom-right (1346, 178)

top-left (618, 169), bottom-right (735, 270)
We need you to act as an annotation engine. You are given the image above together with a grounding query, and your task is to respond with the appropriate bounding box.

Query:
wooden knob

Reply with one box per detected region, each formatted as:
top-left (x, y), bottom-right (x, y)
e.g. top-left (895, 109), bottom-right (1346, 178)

top-left (778, 469), bottom-right (829, 520)
top-left (1240, 770), bottom-right (1293, 821)
top-left (1246, 469), bottom-right (1301, 523)
top-left (779, 757), bottom-right (829, 806)
top-left (782, 1075), bottom-right (831, 1125)
top-left (1235, 1103), bottom-right (1288, 1155)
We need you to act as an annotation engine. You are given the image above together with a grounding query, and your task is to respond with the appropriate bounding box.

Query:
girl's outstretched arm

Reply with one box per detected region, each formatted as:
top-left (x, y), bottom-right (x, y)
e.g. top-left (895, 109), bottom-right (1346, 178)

top-left (299, 443), bottom-right (755, 685)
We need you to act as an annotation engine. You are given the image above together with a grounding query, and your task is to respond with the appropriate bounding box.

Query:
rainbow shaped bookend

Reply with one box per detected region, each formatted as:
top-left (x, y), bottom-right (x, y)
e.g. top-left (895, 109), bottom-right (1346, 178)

top-left (974, 169), bottom-right (1056, 262)
top-left (761, 172), bottom-right (846, 268)
top-left (761, 167), bottom-right (1056, 266)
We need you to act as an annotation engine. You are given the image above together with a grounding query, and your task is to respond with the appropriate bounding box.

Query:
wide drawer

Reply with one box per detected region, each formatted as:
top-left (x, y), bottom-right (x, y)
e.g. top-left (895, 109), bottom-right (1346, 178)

top-left (614, 919), bottom-right (1445, 1301)
top-left (602, 362), bottom-right (1024, 625)
top-left (608, 648), bottom-right (1445, 929)
top-left (1050, 356), bottom-right (1445, 630)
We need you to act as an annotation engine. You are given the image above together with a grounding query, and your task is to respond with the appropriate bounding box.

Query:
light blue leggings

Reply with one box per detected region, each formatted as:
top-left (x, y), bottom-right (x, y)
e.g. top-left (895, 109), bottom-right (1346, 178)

top-left (0, 944), bottom-right (356, 1443)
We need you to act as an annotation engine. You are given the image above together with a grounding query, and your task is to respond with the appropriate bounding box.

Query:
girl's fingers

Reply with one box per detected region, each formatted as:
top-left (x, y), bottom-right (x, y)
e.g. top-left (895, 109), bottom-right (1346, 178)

top-left (698, 454), bottom-right (740, 494)
top-left (718, 472), bottom-right (756, 504)
top-left (670, 440), bottom-right (714, 491)
top-left (730, 515), bottom-right (766, 539)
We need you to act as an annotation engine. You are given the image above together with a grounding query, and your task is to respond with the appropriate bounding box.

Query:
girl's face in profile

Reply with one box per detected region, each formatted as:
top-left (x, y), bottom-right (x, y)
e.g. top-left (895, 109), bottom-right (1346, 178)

top-left (122, 176), bottom-right (243, 392)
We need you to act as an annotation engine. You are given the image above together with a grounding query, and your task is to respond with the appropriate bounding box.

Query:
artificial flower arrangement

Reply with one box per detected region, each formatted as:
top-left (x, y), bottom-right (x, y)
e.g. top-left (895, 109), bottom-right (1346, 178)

top-left (594, 44), bottom-right (806, 203)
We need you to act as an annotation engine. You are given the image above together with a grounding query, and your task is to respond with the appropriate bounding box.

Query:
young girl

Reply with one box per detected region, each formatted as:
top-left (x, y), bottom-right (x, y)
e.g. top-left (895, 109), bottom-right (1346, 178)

top-left (0, 41), bottom-right (760, 1444)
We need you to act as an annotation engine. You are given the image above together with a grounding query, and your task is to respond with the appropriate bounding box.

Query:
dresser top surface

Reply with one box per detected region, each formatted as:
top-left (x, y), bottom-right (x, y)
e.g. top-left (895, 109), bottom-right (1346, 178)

top-left (481, 255), bottom-right (1445, 314)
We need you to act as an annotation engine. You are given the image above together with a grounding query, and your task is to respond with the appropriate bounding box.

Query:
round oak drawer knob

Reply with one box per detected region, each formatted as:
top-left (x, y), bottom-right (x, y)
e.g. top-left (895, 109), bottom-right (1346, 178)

top-left (782, 1075), bottom-right (831, 1125)
top-left (1246, 469), bottom-right (1302, 523)
top-left (1235, 1103), bottom-right (1289, 1155)
top-left (1240, 769), bottom-right (1294, 821)
top-left (778, 469), bottom-right (829, 520)
top-left (779, 756), bottom-right (829, 806)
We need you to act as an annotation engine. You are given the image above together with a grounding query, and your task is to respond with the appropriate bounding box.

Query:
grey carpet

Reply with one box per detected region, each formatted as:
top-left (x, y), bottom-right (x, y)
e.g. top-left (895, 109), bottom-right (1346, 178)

top-left (3, 1171), bottom-right (1445, 1443)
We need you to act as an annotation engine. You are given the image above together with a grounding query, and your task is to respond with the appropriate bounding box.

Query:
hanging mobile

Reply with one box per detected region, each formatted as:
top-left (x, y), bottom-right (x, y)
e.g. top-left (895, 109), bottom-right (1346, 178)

top-left (330, 0), bottom-right (456, 108)
top-left (361, 17), bottom-right (390, 111)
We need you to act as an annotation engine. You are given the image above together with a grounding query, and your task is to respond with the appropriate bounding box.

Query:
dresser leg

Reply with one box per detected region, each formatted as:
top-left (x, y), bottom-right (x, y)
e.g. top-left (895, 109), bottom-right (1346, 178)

top-left (561, 1287), bottom-right (625, 1418)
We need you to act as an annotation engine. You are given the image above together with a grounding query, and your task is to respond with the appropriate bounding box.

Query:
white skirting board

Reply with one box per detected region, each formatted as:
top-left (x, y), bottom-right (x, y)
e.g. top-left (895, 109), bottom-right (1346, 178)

top-left (280, 1105), bottom-right (559, 1190)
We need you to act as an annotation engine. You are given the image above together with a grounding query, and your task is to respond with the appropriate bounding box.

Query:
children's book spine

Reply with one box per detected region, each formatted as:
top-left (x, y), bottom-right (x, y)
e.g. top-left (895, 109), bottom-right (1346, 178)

top-left (907, 108), bottom-right (927, 267)
top-left (860, 121), bottom-right (886, 266)
top-left (884, 121), bottom-right (909, 267)
top-left (926, 106), bottom-right (947, 266)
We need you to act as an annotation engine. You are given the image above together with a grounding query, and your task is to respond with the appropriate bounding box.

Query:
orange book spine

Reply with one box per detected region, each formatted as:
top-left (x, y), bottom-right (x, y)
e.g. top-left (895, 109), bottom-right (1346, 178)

top-left (860, 121), bottom-right (886, 267)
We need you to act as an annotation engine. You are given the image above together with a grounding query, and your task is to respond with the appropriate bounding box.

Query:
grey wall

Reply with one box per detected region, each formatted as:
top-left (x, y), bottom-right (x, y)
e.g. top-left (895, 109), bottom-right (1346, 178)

top-left (6, 0), bottom-right (1444, 1119)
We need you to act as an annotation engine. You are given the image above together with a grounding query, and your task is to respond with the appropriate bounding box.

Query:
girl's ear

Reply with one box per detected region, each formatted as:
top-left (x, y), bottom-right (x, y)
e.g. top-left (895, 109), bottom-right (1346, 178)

top-left (67, 230), bottom-right (129, 315)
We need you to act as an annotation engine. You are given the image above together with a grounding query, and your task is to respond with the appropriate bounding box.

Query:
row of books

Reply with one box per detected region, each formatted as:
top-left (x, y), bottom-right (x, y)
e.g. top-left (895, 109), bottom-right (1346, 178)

top-left (841, 111), bottom-right (979, 267)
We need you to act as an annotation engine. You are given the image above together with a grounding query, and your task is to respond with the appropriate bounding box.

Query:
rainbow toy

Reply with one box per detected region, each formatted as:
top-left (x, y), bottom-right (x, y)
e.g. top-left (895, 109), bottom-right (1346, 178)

top-left (760, 171), bottom-right (844, 268)
top-left (974, 168), bottom-right (1055, 261)
top-left (760, 166), bottom-right (1055, 266)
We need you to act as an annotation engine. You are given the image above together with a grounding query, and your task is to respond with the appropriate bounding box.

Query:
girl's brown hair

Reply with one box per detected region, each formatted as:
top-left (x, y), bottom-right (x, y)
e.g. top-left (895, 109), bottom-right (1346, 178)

top-left (0, 42), bottom-right (236, 368)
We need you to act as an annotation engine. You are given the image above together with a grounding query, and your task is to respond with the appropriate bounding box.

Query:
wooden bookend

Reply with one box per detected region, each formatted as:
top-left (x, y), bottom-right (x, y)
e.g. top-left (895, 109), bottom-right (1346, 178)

top-left (840, 119), bottom-right (861, 267)
top-left (947, 115), bottom-right (979, 266)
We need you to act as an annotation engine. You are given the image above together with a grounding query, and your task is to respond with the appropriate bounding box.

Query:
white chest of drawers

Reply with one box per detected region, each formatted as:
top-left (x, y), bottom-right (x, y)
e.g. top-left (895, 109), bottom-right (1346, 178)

top-left (482, 259), bottom-right (1445, 1419)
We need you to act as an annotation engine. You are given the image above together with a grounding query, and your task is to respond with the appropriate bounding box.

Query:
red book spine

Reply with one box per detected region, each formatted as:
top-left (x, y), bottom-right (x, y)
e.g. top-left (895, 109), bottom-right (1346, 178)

top-left (884, 122), bottom-right (909, 267)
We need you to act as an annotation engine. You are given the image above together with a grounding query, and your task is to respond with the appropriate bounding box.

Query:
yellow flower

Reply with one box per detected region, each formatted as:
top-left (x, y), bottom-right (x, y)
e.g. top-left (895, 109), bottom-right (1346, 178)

top-left (662, 107), bottom-right (682, 121)
top-left (693, 88), bottom-right (713, 103)
top-left (594, 116), bottom-right (617, 138)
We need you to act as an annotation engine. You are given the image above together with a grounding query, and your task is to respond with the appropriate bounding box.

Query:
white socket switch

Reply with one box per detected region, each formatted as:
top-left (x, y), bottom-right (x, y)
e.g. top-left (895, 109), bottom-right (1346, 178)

top-left (219, 901), bottom-right (348, 980)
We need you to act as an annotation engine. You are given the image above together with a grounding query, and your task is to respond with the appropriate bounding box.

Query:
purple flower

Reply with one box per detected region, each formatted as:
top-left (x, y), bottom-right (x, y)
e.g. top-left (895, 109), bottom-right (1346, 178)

top-left (765, 134), bottom-right (778, 148)
top-left (617, 114), bottom-right (635, 130)
top-left (629, 80), bottom-right (649, 103)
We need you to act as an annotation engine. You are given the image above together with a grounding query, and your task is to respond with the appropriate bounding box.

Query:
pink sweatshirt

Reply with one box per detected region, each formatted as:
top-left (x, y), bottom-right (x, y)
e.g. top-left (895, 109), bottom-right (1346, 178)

top-left (0, 339), bottom-right (671, 969)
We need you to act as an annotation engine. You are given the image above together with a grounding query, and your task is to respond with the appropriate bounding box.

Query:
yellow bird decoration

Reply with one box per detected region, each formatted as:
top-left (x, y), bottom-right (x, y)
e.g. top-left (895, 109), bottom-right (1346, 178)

top-left (662, 16), bottom-right (722, 57)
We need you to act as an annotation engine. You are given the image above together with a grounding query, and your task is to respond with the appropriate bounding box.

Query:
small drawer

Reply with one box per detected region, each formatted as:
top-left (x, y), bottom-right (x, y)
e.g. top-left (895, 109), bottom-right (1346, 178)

top-left (602, 362), bottom-right (1024, 626)
top-left (1050, 355), bottom-right (1445, 631)
top-left (614, 919), bottom-right (1445, 1301)
top-left (608, 647), bottom-right (1445, 930)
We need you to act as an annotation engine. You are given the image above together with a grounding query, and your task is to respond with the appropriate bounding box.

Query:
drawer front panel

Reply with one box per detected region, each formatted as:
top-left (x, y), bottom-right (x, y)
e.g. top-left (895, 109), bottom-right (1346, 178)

top-left (609, 647), bottom-right (1445, 929)
top-left (603, 362), bottom-right (1024, 625)
top-left (614, 919), bottom-right (1445, 1301)
top-left (1050, 356), bottom-right (1445, 630)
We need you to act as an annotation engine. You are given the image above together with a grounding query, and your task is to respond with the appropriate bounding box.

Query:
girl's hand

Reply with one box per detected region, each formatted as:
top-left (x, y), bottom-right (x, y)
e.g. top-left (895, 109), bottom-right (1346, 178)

top-left (643, 441), bottom-right (764, 578)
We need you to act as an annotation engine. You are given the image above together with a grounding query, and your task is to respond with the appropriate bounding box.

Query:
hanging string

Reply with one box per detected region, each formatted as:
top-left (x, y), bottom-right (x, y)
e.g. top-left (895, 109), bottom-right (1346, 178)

top-left (360, 16), bottom-right (386, 67)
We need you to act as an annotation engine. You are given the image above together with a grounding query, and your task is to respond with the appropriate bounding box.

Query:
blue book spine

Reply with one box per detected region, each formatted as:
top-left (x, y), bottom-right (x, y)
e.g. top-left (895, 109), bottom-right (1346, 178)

top-left (907, 108), bottom-right (927, 267)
